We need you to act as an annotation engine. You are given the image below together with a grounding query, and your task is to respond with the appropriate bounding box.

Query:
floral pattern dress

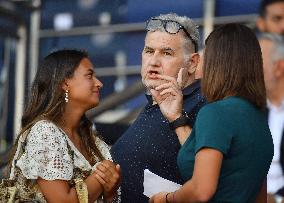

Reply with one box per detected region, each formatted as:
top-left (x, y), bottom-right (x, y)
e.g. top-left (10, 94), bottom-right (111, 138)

top-left (8, 120), bottom-right (121, 203)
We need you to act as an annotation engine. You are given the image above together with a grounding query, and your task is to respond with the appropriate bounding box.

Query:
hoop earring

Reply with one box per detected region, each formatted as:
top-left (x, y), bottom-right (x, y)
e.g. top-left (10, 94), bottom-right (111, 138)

top-left (65, 90), bottom-right (69, 103)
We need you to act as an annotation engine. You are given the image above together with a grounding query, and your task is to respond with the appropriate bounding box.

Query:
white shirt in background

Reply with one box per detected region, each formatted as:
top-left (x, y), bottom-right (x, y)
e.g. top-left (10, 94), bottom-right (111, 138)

top-left (267, 100), bottom-right (284, 194)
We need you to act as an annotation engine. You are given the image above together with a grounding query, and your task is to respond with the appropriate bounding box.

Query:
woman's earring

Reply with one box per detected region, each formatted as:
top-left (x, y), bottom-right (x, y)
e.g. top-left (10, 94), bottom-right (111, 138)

top-left (65, 90), bottom-right (69, 103)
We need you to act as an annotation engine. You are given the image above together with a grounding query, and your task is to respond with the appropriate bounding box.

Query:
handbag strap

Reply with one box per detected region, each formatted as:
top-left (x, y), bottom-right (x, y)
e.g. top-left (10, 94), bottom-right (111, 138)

top-left (9, 130), bottom-right (30, 180)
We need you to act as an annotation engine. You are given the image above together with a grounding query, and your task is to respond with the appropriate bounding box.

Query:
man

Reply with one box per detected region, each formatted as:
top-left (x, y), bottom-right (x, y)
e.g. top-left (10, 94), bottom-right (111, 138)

top-left (259, 34), bottom-right (284, 203)
top-left (111, 13), bottom-right (206, 202)
top-left (257, 0), bottom-right (284, 35)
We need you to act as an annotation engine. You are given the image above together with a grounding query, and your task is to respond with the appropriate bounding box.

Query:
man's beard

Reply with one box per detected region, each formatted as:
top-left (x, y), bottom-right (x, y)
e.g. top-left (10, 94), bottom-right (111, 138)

top-left (142, 78), bottom-right (165, 90)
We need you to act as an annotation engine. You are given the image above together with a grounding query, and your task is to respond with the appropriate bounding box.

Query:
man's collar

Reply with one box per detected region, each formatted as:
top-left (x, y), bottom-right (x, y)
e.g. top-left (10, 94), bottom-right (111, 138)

top-left (182, 79), bottom-right (201, 96)
top-left (267, 98), bottom-right (284, 111)
top-left (145, 79), bottom-right (201, 103)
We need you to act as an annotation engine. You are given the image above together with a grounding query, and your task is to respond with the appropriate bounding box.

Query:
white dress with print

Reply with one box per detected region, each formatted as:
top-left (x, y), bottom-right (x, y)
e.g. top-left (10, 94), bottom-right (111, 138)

top-left (9, 120), bottom-right (120, 203)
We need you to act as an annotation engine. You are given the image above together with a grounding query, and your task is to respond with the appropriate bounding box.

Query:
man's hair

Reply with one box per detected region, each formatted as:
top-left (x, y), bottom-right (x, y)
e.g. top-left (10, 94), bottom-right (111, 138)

top-left (146, 13), bottom-right (200, 54)
top-left (202, 23), bottom-right (266, 109)
top-left (259, 0), bottom-right (284, 17)
top-left (259, 33), bottom-right (284, 61)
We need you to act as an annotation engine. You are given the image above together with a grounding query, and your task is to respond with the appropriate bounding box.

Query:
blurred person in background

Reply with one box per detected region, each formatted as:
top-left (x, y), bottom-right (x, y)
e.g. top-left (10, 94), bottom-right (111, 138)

top-left (257, 0), bottom-right (284, 36)
top-left (111, 13), bottom-right (206, 202)
top-left (1, 49), bottom-right (121, 203)
top-left (257, 1), bottom-right (284, 202)
top-left (259, 34), bottom-right (284, 203)
top-left (150, 23), bottom-right (273, 203)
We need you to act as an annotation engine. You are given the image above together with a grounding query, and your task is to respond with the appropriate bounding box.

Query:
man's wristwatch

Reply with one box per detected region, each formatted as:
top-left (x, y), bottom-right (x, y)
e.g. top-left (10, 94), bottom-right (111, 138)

top-left (169, 112), bottom-right (193, 130)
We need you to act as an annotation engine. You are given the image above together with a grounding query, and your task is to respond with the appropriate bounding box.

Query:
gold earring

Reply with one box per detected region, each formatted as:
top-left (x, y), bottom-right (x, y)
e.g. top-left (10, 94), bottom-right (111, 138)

top-left (65, 90), bottom-right (69, 103)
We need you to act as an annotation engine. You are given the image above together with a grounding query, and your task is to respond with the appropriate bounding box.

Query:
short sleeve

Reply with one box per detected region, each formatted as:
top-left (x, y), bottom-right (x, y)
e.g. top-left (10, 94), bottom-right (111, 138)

top-left (95, 137), bottom-right (112, 161)
top-left (194, 105), bottom-right (233, 156)
top-left (16, 120), bottom-right (73, 180)
top-left (91, 137), bottom-right (113, 172)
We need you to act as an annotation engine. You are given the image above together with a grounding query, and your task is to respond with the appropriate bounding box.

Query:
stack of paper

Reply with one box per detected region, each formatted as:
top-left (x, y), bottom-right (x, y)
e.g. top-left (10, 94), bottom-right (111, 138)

top-left (143, 169), bottom-right (182, 198)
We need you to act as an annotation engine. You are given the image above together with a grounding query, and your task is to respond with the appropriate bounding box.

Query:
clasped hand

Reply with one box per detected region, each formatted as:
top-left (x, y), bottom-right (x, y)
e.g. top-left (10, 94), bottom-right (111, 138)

top-left (93, 160), bottom-right (121, 202)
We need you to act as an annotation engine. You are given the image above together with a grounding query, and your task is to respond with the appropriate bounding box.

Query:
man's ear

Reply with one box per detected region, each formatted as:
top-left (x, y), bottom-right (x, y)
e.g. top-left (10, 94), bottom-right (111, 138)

top-left (188, 53), bottom-right (200, 74)
top-left (256, 17), bottom-right (265, 32)
top-left (274, 59), bottom-right (284, 78)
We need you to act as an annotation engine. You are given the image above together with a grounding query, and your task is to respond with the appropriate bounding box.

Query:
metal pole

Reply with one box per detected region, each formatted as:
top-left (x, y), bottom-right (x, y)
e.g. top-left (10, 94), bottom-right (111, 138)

top-left (87, 80), bottom-right (145, 118)
top-left (114, 51), bottom-right (127, 92)
top-left (0, 38), bottom-right (11, 151)
top-left (95, 65), bottom-right (140, 77)
top-left (13, 24), bottom-right (27, 140)
top-left (203, 0), bottom-right (216, 42)
top-left (29, 0), bottom-right (41, 85)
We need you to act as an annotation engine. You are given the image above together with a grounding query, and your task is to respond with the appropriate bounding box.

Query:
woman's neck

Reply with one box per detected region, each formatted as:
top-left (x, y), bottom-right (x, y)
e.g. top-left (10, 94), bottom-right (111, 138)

top-left (60, 105), bottom-right (84, 139)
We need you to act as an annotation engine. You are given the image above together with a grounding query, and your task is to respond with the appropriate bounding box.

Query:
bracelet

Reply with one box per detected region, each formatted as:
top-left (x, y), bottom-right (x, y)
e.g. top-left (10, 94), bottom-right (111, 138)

top-left (165, 192), bottom-right (171, 203)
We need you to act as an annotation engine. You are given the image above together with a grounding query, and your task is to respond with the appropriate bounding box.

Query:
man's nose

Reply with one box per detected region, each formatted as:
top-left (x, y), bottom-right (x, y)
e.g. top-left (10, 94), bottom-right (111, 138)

top-left (149, 52), bottom-right (161, 67)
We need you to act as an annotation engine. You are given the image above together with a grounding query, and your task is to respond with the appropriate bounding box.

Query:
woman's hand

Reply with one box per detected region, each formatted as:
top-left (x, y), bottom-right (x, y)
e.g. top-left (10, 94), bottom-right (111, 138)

top-left (149, 192), bottom-right (168, 203)
top-left (93, 160), bottom-right (121, 202)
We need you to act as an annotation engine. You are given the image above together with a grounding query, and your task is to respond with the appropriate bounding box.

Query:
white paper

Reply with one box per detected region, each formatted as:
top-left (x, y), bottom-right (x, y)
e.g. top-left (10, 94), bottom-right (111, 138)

top-left (143, 169), bottom-right (182, 198)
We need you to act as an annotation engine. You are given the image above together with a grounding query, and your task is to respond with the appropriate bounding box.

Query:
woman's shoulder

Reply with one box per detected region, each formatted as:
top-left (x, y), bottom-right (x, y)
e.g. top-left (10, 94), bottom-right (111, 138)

top-left (30, 119), bottom-right (59, 131)
top-left (199, 97), bottom-right (248, 114)
top-left (196, 98), bottom-right (238, 124)
top-left (16, 120), bottom-right (73, 180)
top-left (27, 119), bottom-right (66, 145)
top-left (198, 101), bottom-right (224, 115)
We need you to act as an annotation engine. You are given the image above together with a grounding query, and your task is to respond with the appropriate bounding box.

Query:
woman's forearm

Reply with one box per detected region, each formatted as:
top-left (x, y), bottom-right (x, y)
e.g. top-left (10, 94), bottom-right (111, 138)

top-left (174, 125), bottom-right (192, 145)
top-left (167, 180), bottom-right (211, 203)
top-left (85, 173), bottom-right (104, 202)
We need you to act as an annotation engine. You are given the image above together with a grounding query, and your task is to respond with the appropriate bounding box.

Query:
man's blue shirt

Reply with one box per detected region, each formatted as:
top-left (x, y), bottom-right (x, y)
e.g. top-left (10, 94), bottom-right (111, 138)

top-left (111, 80), bottom-right (206, 203)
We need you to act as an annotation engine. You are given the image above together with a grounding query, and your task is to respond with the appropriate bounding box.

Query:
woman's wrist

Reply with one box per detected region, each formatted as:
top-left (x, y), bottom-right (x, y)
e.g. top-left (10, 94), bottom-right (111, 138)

top-left (165, 192), bottom-right (171, 203)
top-left (103, 191), bottom-right (117, 203)
top-left (165, 192), bottom-right (175, 203)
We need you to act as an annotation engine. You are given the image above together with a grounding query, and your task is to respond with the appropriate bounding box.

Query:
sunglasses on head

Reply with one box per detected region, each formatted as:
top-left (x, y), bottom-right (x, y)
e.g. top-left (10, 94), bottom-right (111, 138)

top-left (146, 18), bottom-right (198, 52)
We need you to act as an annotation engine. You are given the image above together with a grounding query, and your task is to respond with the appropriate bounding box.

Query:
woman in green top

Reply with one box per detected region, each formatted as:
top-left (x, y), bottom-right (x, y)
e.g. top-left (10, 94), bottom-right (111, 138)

top-left (149, 23), bottom-right (273, 203)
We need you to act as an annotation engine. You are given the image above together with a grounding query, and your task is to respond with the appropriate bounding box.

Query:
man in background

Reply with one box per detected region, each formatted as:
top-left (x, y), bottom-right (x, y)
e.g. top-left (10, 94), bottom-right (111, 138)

top-left (256, 0), bottom-right (284, 35)
top-left (259, 33), bottom-right (284, 203)
top-left (257, 1), bottom-right (284, 202)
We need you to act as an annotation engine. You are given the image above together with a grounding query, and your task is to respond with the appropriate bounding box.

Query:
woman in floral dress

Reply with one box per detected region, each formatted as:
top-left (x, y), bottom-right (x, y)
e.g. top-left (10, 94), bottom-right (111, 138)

top-left (5, 49), bottom-right (121, 203)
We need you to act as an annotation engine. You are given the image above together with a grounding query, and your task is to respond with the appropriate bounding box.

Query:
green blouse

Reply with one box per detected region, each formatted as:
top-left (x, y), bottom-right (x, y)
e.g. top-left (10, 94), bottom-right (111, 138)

top-left (177, 97), bottom-right (273, 203)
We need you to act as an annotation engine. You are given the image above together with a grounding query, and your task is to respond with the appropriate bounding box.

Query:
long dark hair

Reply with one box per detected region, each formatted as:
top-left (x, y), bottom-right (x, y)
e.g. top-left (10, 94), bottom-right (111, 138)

top-left (10, 49), bottom-right (104, 167)
top-left (202, 23), bottom-right (266, 109)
